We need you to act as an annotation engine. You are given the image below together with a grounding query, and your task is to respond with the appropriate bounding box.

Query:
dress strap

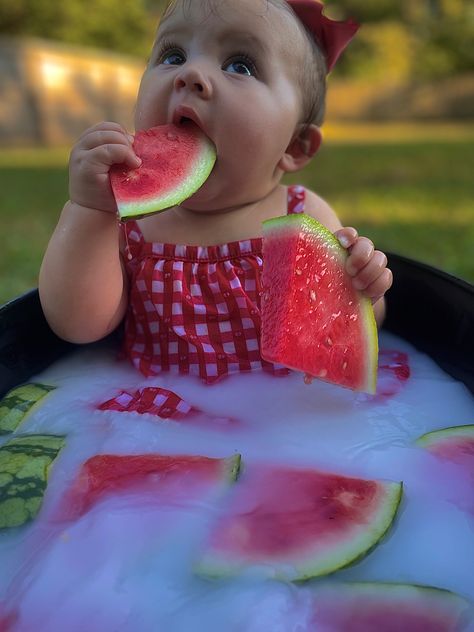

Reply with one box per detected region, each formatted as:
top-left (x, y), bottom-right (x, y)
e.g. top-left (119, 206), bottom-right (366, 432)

top-left (287, 185), bottom-right (306, 214)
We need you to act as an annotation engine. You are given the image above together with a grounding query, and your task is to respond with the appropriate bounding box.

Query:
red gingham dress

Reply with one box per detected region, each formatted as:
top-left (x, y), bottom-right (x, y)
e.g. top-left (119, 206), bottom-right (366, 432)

top-left (121, 185), bottom-right (306, 383)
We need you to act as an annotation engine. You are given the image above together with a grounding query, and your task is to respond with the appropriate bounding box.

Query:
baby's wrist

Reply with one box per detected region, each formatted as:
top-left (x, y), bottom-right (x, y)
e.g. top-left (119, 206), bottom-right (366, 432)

top-left (64, 200), bottom-right (119, 225)
top-left (67, 199), bottom-right (117, 217)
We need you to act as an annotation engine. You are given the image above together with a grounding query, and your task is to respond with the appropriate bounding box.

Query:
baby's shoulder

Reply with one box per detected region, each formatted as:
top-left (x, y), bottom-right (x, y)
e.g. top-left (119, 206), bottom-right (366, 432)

top-left (300, 188), bottom-right (342, 234)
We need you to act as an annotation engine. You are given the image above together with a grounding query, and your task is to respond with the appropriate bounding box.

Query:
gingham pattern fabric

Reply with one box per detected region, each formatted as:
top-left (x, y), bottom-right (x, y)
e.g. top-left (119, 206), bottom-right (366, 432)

top-left (98, 387), bottom-right (196, 419)
top-left (121, 185), bottom-right (306, 383)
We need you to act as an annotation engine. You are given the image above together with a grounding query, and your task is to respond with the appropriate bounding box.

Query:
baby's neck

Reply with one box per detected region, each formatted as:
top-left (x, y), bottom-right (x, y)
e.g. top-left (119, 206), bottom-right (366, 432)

top-left (137, 184), bottom-right (288, 246)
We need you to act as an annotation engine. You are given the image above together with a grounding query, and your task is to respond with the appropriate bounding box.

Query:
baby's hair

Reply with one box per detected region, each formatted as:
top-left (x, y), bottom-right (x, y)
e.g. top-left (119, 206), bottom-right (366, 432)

top-left (160, 0), bottom-right (327, 127)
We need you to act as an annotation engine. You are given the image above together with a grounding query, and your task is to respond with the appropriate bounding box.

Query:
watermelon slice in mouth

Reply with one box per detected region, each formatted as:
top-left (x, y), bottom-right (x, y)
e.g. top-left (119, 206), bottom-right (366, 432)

top-left (261, 213), bottom-right (378, 393)
top-left (197, 463), bottom-right (402, 581)
top-left (309, 582), bottom-right (472, 631)
top-left (110, 122), bottom-right (216, 220)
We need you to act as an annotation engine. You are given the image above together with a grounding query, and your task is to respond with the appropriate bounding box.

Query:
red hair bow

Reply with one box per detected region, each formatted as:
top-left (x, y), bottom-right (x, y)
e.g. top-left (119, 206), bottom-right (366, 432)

top-left (287, 0), bottom-right (359, 72)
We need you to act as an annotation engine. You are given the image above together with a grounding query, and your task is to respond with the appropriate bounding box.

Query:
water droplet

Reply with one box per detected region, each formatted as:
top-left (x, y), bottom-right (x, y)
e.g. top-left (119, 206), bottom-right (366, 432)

top-left (310, 290), bottom-right (317, 302)
top-left (295, 268), bottom-right (302, 276)
top-left (167, 131), bottom-right (178, 141)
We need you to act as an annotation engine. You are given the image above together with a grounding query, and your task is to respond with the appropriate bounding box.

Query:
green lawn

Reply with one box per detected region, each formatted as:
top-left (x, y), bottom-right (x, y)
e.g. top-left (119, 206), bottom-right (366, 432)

top-left (0, 127), bottom-right (473, 306)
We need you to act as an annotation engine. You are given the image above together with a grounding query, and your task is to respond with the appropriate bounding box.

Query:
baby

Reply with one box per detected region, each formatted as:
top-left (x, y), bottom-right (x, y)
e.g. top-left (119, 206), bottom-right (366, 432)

top-left (39, 0), bottom-right (393, 383)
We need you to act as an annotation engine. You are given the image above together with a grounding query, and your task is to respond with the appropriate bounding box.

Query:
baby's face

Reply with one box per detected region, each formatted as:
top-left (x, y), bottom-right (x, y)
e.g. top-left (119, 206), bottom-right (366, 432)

top-left (135, 0), bottom-right (306, 210)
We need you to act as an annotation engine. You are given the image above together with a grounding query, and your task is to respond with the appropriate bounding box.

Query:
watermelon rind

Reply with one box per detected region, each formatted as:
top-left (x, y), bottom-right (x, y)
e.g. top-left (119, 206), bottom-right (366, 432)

top-left (224, 454), bottom-right (242, 483)
top-left (112, 125), bottom-right (216, 220)
top-left (415, 424), bottom-right (474, 448)
top-left (0, 383), bottom-right (56, 435)
top-left (311, 581), bottom-right (471, 628)
top-left (261, 214), bottom-right (378, 394)
top-left (196, 475), bottom-right (402, 582)
top-left (0, 434), bottom-right (65, 529)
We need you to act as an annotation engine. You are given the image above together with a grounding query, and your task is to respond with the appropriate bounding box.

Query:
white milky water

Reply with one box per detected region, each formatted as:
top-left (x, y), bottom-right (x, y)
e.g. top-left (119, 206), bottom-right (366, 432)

top-left (1, 331), bottom-right (473, 631)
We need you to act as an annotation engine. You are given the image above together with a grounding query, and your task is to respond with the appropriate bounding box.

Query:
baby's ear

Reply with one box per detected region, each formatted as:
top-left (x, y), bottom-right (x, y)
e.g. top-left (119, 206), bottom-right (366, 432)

top-left (278, 124), bottom-right (322, 173)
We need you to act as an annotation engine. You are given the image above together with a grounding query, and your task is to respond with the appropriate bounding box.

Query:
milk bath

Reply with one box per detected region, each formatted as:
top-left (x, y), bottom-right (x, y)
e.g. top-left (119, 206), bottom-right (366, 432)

top-left (1, 331), bottom-right (473, 631)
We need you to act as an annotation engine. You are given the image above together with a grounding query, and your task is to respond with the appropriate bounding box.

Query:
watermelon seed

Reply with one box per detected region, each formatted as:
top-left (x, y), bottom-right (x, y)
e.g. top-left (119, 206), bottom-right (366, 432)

top-left (310, 290), bottom-right (317, 302)
top-left (295, 269), bottom-right (302, 275)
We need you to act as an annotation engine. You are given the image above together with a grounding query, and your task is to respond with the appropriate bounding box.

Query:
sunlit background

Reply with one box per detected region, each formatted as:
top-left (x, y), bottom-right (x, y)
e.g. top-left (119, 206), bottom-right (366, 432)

top-left (1, 0), bottom-right (473, 304)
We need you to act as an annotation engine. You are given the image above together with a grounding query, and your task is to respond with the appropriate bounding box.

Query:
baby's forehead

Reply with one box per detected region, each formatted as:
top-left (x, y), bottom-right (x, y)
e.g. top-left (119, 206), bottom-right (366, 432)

top-left (159, 0), bottom-right (307, 59)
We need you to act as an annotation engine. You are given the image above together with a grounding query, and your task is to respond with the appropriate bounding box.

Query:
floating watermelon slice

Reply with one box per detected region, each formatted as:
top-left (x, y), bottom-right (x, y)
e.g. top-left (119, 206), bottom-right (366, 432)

top-left (0, 383), bottom-right (55, 435)
top-left (0, 434), bottom-right (65, 529)
top-left (57, 453), bottom-right (241, 520)
top-left (261, 213), bottom-right (378, 393)
top-left (110, 122), bottom-right (216, 219)
top-left (198, 464), bottom-right (402, 581)
top-left (415, 424), bottom-right (474, 473)
top-left (309, 582), bottom-right (471, 631)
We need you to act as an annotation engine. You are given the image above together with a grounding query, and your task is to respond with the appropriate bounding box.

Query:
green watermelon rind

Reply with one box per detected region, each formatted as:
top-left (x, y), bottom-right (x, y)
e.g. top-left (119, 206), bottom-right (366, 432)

top-left (262, 214), bottom-right (378, 394)
top-left (196, 479), bottom-right (403, 582)
top-left (222, 454), bottom-right (242, 483)
top-left (117, 137), bottom-right (216, 220)
top-left (415, 424), bottom-right (474, 448)
top-left (312, 581), bottom-right (471, 621)
top-left (0, 433), bottom-right (66, 529)
top-left (0, 383), bottom-right (56, 435)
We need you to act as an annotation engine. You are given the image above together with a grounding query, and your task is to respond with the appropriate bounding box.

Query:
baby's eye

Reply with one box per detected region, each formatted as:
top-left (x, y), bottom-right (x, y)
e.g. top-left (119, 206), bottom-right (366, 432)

top-left (224, 56), bottom-right (256, 77)
top-left (154, 40), bottom-right (186, 66)
top-left (161, 50), bottom-right (186, 66)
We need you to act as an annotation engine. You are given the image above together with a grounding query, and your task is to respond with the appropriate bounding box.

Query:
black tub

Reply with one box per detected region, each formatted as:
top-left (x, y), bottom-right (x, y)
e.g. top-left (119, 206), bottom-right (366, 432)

top-left (0, 253), bottom-right (473, 397)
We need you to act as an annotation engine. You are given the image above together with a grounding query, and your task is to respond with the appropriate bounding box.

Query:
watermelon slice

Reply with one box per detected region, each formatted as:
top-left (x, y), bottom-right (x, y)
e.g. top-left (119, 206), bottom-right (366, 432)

top-left (57, 453), bottom-right (241, 520)
top-left (110, 122), bottom-right (216, 219)
top-left (309, 582), bottom-right (471, 631)
top-left (0, 383), bottom-right (55, 435)
top-left (261, 213), bottom-right (378, 393)
top-left (415, 424), bottom-right (474, 472)
top-left (198, 464), bottom-right (402, 581)
top-left (0, 434), bottom-right (65, 529)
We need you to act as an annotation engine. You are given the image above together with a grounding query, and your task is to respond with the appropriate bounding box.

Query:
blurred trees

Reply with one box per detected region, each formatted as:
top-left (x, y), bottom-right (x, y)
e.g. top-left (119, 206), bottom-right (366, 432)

top-left (0, 0), bottom-right (155, 58)
top-left (0, 0), bottom-right (472, 79)
top-left (328, 0), bottom-right (474, 80)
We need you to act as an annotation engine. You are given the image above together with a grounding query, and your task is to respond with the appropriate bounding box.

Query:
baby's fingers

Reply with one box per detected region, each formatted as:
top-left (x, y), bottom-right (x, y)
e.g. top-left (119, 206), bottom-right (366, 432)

top-left (345, 237), bottom-right (374, 276)
top-left (335, 227), bottom-right (358, 249)
top-left (365, 268), bottom-right (393, 304)
top-left (89, 143), bottom-right (141, 170)
top-left (352, 250), bottom-right (387, 289)
top-left (78, 122), bottom-right (130, 145)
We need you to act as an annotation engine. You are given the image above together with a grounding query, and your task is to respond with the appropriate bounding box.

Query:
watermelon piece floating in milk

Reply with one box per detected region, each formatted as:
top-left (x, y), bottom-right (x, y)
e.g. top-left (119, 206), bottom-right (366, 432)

top-left (57, 453), bottom-right (241, 521)
top-left (110, 122), bottom-right (216, 220)
top-left (415, 424), bottom-right (474, 473)
top-left (197, 463), bottom-right (402, 581)
top-left (309, 582), bottom-right (471, 631)
top-left (261, 213), bottom-right (378, 393)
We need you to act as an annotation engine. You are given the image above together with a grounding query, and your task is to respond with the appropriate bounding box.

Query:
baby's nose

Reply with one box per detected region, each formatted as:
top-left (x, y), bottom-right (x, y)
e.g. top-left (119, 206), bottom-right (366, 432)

top-left (174, 64), bottom-right (213, 98)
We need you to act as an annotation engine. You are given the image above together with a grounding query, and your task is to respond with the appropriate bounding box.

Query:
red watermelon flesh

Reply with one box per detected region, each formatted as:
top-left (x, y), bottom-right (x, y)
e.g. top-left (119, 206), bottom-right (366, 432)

top-left (261, 214), bottom-right (378, 393)
top-left (198, 463), bottom-right (402, 581)
top-left (110, 122), bottom-right (216, 220)
top-left (57, 453), bottom-right (240, 521)
top-left (310, 582), bottom-right (471, 632)
top-left (415, 425), bottom-right (474, 473)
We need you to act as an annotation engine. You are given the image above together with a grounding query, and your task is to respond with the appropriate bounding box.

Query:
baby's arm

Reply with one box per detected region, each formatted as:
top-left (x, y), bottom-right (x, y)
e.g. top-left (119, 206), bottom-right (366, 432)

top-left (302, 190), bottom-right (392, 327)
top-left (39, 122), bottom-right (141, 343)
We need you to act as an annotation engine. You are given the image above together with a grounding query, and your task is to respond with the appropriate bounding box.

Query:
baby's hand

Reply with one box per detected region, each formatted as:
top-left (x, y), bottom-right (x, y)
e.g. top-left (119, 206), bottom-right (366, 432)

top-left (335, 227), bottom-right (393, 303)
top-left (68, 122), bottom-right (141, 213)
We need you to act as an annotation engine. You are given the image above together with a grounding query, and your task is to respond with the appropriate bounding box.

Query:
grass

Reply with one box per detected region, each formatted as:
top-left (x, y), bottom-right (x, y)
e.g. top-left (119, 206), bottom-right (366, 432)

top-left (0, 123), bottom-right (473, 306)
